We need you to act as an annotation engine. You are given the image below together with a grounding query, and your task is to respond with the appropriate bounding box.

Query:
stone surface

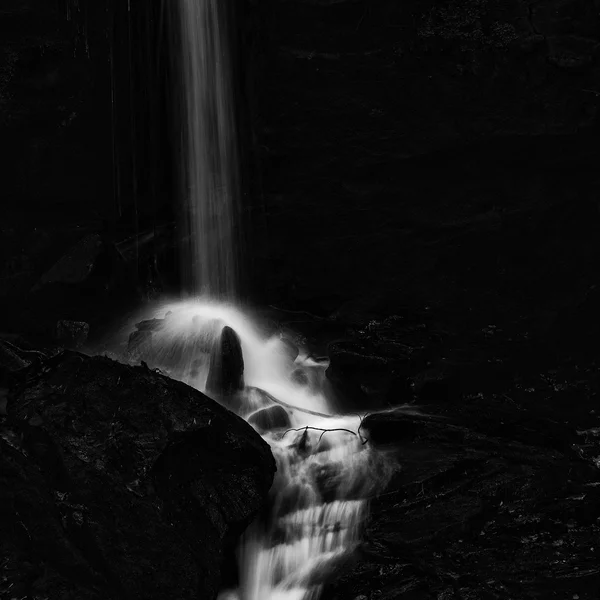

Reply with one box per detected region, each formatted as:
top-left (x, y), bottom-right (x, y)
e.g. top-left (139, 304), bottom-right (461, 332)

top-left (246, 0), bottom-right (600, 320)
top-left (0, 350), bottom-right (275, 600)
top-left (248, 404), bottom-right (292, 432)
top-left (324, 402), bottom-right (600, 600)
top-left (206, 326), bottom-right (246, 398)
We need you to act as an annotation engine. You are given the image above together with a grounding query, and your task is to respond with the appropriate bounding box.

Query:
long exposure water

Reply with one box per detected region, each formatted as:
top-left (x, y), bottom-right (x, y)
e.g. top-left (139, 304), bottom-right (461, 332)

top-left (176, 0), bottom-right (240, 297)
top-left (152, 1), bottom-right (395, 597)
top-left (120, 300), bottom-right (396, 600)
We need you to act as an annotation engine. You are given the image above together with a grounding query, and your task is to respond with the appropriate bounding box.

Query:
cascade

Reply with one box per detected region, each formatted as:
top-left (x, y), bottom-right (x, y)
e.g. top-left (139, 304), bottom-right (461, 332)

top-left (135, 2), bottom-right (396, 598)
top-left (124, 300), bottom-right (395, 600)
top-left (177, 0), bottom-right (240, 297)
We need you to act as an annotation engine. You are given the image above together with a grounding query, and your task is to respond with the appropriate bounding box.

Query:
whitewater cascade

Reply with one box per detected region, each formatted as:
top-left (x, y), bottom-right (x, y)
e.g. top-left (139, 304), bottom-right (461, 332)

top-left (157, 1), bottom-right (393, 597)
top-left (176, 0), bottom-right (240, 297)
top-left (123, 301), bottom-right (395, 600)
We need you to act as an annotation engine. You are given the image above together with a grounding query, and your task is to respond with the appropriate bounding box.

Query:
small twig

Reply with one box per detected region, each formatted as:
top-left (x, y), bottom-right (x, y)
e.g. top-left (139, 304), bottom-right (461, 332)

top-left (357, 412), bottom-right (370, 445)
top-left (282, 426), bottom-right (359, 440)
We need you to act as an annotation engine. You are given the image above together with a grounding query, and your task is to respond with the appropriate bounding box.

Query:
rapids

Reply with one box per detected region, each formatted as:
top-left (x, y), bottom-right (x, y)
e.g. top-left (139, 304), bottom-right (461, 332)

top-left (118, 299), bottom-right (396, 600)
top-left (158, 1), bottom-right (396, 596)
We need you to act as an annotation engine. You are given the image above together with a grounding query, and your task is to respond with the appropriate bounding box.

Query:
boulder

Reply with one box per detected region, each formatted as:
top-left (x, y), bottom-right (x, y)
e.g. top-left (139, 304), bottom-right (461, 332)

top-left (248, 404), bottom-right (292, 432)
top-left (134, 318), bottom-right (165, 332)
top-left (1, 351), bottom-right (275, 600)
top-left (0, 339), bottom-right (31, 377)
top-left (206, 326), bottom-right (245, 398)
top-left (416, 374), bottom-right (463, 405)
top-left (361, 410), bottom-right (428, 447)
top-left (127, 329), bottom-right (154, 357)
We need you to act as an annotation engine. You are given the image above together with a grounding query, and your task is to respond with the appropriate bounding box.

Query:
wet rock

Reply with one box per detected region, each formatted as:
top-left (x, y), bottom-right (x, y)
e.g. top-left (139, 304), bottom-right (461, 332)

top-left (328, 341), bottom-right (393, 371)
top-left (274, 482), bottom-right (316, 519)
top-left (0, 388), bottom-right (7, 415)
top-left (134, 318), bottom-right (164, 332)
top-left (416, 374), bottom-right (463, 405)
top-left (54, 319), bottom-right (89, 349)
top-left (326, 339), bottom-right (417, 409)
top-left (127, 329), bottom-right (154, 357)
top-left (1, 350), bottom-right (275, 600)
top-left (206, 326), bottom-right (245, 398)
top-left (385, 374), bottom-right (414, 405)
top-left (242, 386), bottom-right (279, 413)
top-left (0, 341), bottom-right (33, 415)
top-left (0, 339), bottom-right (31, 377)
top-left (32, 233), bottom-right (104, 291)
top-left (325, 398), bottom-right (600, 600)
top-left (248, 404), bottom-right (291, 432)
top-left (361, 411), bottom-right (427, 447)
top-left (325, 364), bottom-right (368, 411)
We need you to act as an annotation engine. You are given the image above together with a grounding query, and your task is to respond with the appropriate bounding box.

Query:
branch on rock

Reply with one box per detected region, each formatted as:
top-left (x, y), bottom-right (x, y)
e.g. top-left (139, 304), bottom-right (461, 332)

top-left (247, 386), bottom-right (334, 419)
top-left (282, 425), bottom-right (368, 446)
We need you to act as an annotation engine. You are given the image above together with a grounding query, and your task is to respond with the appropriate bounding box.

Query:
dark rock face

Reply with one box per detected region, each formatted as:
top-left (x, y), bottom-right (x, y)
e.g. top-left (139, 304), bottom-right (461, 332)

top-left (206, 326), bottom-right (245, 398)
top-left (1, 351), bottom-right (275, 600)
top-left (245, 0), bottom-right (600, 323)
top-left (324, 403), bottom-right (600, 600)
top-left (258, 0), bottom-right (599, 164)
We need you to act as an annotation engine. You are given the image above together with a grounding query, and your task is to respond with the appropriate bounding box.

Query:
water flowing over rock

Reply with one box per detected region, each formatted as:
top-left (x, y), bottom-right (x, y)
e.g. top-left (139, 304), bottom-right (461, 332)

top-left (0, 350), bottom-right (275, 600)
top-left (115, 300), bottom-right (394, 600)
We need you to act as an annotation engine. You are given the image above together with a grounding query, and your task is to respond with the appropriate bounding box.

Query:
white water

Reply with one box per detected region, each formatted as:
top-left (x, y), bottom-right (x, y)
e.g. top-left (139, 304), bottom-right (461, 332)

top-left (167, 2), bottom-right (394, 596)
top-left (177, 0), bottom-right (240, 297)
top-left (125, 300), bottom-right (396, 600)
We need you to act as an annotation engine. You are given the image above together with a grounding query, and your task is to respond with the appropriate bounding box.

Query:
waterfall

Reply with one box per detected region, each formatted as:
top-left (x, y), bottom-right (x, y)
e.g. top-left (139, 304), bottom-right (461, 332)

top-left (123, 300), bottom-right (396, 600)
top-left (177, 0), bottom-right (240, 297)
top-left (148, 2), bottom-right (396, 598)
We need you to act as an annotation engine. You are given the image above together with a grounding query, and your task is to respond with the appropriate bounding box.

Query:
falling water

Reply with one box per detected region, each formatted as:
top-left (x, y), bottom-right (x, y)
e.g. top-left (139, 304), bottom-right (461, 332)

top-left (121, 300), bottom-right (397, 600)
top-left (136, 2), bottom-right (395, 598)
top-left (176, 0), bottom-right (240, 297)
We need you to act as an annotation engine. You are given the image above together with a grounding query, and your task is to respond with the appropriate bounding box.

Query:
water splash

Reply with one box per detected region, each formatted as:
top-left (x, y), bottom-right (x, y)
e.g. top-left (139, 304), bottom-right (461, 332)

top-left (122, 299), bottom-right (396, 600)
top-left (176, 0), bottom-right (240, 297)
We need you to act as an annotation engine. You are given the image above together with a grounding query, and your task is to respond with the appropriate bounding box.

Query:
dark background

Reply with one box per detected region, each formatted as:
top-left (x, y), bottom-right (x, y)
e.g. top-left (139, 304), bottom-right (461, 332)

top-left (2, 3), bottom-right (600, 599)
top-left (0, 0), bottom-right (599, 360)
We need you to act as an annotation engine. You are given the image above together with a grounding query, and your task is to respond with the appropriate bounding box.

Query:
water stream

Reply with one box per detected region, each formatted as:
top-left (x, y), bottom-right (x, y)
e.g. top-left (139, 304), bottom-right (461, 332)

top-left (123, 300), bottom-right (395, 600)
top-left (155, 2), bottom-right (394, 597)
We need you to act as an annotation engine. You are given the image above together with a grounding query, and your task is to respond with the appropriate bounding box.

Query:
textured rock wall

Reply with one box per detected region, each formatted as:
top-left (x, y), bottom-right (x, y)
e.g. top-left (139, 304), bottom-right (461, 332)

top-left (1, 351), bottom-right (276, 600)
top-left (0, 0), bottom-right (112, 223)
top-left (247, 0), bottom-right (600, 316)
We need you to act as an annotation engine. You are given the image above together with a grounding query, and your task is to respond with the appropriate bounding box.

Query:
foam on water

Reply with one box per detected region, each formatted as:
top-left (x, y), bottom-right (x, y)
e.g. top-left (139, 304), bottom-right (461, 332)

top-left (167, 1), bottom-right (394, 596)
top-left (147, 299), bottom-right (331, 414)
top-left (122, 298), bottom-right (395, 600)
